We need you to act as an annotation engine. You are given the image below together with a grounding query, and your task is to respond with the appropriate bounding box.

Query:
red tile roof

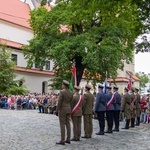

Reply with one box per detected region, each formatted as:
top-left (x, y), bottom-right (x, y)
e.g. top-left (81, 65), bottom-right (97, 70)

top-left (108, 77), bottom-right (132, 83)
top-left (16, 66), bottom-right (54, 76)
top-left (0, 0), bottom-right (31, 29)
top-left (0, 38), bottom-right (23, 49)
top-left (126, 71), bottom-right (140, 81)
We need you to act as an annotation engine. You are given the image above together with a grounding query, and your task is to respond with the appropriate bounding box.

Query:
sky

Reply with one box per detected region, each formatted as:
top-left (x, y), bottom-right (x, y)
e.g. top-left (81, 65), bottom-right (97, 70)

top-left (135, 52), bottom-right (150, 74)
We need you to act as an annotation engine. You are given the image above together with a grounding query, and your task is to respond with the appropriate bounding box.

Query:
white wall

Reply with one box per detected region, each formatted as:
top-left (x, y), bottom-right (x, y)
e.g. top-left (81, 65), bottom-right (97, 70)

top-left (12, 49), bottom-right (54, 71)
top-left (15, 71), bottom-right (54, 93)
top-left (0, 20), bottom-right (33, 45)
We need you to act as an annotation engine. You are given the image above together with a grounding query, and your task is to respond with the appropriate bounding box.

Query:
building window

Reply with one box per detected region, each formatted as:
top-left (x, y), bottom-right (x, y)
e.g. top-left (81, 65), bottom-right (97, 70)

top-left (11, 54), bottom-right (17, 65)
top-left (35, 63), bottom-right (40, 69)
top-left (45, 61), bottom-right (50, 70)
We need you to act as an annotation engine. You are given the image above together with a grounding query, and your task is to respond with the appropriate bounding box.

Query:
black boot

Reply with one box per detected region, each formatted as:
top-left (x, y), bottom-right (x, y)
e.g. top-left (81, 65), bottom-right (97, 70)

top-left (136, 117), bottom-right (140, 126)
top-left (122, 119), bottom-right (130, 129)
top-left (130, 118), bottom-right (135, 128)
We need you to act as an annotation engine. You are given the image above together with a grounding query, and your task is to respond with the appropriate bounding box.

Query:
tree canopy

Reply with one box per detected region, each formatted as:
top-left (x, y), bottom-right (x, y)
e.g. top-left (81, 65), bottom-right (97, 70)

top-left (23, 0), bottom-right (149, 88)
top-left (135, 73), bottom-right (149, 90)
top-left (0, 45), bottom-right (28, 95)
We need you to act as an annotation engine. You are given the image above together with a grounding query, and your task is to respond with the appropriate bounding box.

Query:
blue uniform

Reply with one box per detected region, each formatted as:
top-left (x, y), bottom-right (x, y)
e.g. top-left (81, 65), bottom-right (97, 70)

top-left (95, 91), bottom-right (106, 134)
top-left (105, 92), bottom-right (114, 132)
top-left (113, 92), bottom-right (121, 131)
top-left (95, 91), bottom-right (106, 112)
top-left (114, 92), bottom-right (121, 111)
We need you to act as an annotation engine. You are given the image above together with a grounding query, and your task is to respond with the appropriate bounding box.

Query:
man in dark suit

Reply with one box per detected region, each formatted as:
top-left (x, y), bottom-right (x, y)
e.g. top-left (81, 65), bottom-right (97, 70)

top-left (105, 86), bottom-right (114, 133)
top-left (113, 86), bottom-right (121, 132)
top-left (56, 80), bottom-right (73, 145)
top-left (95, 85), bottom-right (106, 135)
top-left (71, 86), bottom-right (83, 141)
top-left (82, 84), bottom-right (95, 138)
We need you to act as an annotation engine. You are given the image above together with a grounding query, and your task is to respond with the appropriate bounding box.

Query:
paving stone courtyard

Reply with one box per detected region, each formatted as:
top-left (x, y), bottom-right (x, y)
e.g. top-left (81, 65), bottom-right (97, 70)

top-left (0, 109), bottom-right (150, 150)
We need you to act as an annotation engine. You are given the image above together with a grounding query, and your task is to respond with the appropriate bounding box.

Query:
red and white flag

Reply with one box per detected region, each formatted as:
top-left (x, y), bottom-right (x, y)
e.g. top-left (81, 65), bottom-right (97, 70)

top-left (127, 75), bottom-right (132, 90)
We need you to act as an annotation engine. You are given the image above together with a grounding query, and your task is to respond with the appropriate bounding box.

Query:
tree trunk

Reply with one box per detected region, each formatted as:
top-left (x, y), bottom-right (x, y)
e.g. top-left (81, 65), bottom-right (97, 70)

top-left (75, 56), bottom-right (85, 86)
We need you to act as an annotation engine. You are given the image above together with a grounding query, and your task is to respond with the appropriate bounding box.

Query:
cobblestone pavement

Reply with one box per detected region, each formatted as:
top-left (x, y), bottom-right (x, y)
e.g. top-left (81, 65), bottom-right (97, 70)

top-left (0, 109), bottom-right (150, 150)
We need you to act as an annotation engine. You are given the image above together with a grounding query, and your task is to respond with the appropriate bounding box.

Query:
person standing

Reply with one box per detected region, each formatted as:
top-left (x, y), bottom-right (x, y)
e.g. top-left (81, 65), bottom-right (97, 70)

top-left (113, 86), bottom-right (121, 132)
top-left (71, 86), bottom-right (83, 141)
top-left (82, 84), bottom-right (94, 138)
top-left (135, 88), bottom-right (141, 126)
top-left (105, 86), bottom-right (114, 133)
top-left (121, 87), bottom-right (131, 129)
top-left (130, 87), bottom-right (136, 128)
top-left (95, 85), bottom-right (106, 135)
top-left (55, 80), bottom-right (73, 145)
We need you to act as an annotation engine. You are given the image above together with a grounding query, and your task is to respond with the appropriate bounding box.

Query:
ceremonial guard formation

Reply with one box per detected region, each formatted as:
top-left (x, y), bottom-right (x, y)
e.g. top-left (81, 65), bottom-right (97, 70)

top-left (55, 80), bottom-right (141, 145)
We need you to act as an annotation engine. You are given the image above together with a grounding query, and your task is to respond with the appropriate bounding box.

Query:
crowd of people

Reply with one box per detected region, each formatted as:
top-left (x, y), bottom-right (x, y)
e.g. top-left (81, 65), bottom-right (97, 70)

top-left (0, 93), bottom-right (58, 114)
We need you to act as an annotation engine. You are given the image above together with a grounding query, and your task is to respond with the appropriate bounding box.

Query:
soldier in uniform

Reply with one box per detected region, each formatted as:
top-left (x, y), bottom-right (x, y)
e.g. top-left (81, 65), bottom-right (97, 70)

top-left (95, 85), bottom-right (106, 135)
top-left (113, 86), bottom-right (121, 132)
top-left (71, 86), bottom-right (83, 141)
top-left (105, 86), bottom-right (114, 133)
top-left (121, 87), bottom-right (131, 129)
top-left (55, 80), bottom-right (73, 145)
top-left (135, 88), bottom-right (141, 126)
top-left (82, 84), bottom-right (94, 138)
top-left (130, 87), bottom-right (136, 128)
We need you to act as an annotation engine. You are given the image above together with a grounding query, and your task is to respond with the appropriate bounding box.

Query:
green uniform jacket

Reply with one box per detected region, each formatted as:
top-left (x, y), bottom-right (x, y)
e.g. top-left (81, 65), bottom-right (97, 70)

top-left (82, 92), bottom-right (94, 115)
top-left (56, 89), bottom-right (73, 114)
top-left (71, 93), bottom-right (83, 116)
top-left (121, 93), bottom-right (131, 119)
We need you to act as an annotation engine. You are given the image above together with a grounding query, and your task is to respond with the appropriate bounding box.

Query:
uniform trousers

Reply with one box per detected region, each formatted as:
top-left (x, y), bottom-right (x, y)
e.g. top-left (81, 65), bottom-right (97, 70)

top-left (59, 113), bottom-right (71, 142)
top-left (72, 116), bottom-right (82, 140)
top-left (97, 111), bottom-right (105, 133)
top-left (83, 114), bottom-right (93, 138)
top-left (113, 110), bottom-right (120, 129)
top-left (106, 110), bottom-right (114, 131)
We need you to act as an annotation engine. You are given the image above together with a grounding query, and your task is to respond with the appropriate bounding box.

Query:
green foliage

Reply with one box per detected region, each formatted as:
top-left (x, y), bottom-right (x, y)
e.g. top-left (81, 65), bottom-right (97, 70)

top-left (0, 44), bottom-right (28, 95)
top-left (23, 0), bottom-right (148, 88)
top-left (136, 73), bottom-right (149, 89)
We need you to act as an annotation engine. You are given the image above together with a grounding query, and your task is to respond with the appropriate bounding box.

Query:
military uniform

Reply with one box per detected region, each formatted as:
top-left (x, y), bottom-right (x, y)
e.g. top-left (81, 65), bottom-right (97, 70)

top-left (56, 80), bottom-right (73, 145)
top-left (95, 85), bottom-right (106, 135)
top-left (113, 88), bottom-right (121, 132)
top-left (121, 88), bottom-right (131, 129)
top-left (130, 91), bottom-right (136, 127)
top-left (105, 87), bottom-right (114, 133)
top-left (135, 88), bottom-right (141, 126)
top-left (71, 86), bottom-right (83, 141)
top-left (82, 85), bottom-right (94, 138)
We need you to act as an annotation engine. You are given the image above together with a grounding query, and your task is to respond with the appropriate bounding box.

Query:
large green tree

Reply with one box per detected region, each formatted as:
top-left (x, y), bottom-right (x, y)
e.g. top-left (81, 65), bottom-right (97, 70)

top-left (23, 0), bottom-right (149, 88)
top-left (135, 73), bottom-right (149, 90)
top-left (0, 45), bottom-right (28, 95)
